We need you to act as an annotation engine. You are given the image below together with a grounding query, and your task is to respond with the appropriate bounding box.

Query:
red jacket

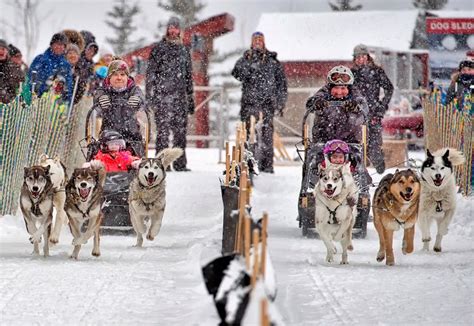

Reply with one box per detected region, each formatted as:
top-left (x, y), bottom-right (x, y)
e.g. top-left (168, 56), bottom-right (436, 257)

top-left (94, 150), bottom-right (139, 172)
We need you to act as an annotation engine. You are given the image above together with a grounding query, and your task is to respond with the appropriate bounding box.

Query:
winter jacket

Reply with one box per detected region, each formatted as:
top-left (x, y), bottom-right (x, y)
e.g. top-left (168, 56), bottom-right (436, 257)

top-left (306, 85), bottom-right (368, 144)
top-left (94, 149), bottom-right (139, 172)
top-left (146, 38), bottom-right (194, 113)
top-left (446, 73), bottom-right (474, 106)
top-left (0, 58), bottom-right (25, 104)
top-left (232, 49), bottom-right (288, 116)
top-left (28, 48), bottom-right (73, 102)
top-left (92, 77), bottom-right (145, 142)
top-left (352, 64), bottom-right (393, 119)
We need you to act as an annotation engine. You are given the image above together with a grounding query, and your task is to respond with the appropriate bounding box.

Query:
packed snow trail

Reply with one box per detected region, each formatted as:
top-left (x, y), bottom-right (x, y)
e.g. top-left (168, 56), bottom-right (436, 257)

top-left (0, 149), bottom-right (473, 325)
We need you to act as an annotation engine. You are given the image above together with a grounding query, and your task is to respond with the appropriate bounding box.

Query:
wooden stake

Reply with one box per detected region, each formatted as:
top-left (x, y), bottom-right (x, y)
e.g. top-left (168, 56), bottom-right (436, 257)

top-left (231, 145), bottom-right (236, 162)
top-left (244, 215), bottom-right (251, 269)
top-left (362, 125), bottom-right (368, 166)
top-left (230, 160), bottom-right (237, 181)
top-left (242, 121), bottom-right (247, 142)
top-left (225, 154), bottom-right (230, 186)
top-left (251, 229), bottom-right (260, 288)
top-left (303, 123), bottom-right (309, 151)
top-left (260, 299), bottom-right (269, 326)
top-left (260, 212), bottom-right (268, 278)
top-left (249, 115), bottom-right (256, 144)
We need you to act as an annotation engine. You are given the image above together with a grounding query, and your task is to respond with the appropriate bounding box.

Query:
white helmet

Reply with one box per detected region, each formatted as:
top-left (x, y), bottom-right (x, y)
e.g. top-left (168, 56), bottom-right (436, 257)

top-left (327, 65), bottom-right (354, 86)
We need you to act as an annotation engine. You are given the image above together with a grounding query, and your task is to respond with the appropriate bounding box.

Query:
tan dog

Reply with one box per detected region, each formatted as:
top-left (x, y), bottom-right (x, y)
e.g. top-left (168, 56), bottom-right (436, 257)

top-left (373, 169), bottom-right (421, 266)
top-left (64, 160), bottom-right (106, 259)
top-left (38, 154), bottom-right (67, 244)
top-left (129, 148), bottom-right (183, 247)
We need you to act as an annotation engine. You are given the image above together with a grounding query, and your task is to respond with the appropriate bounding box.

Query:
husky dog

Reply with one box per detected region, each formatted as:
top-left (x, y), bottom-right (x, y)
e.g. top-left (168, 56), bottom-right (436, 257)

top-left (418, 148), bottom-right (465, 252)
top-left (314, 160), bottom-right (358, 264)
top-left (373, 169), bottom-right (421, 266)
top-left (20, 166), bottom-right (54, 257)
top-left (38, 154), bottom-right (67, 244)
top-left (65, 160), bottom-right (106, 259)
top-left (129, 148), bottom-right (183, 247)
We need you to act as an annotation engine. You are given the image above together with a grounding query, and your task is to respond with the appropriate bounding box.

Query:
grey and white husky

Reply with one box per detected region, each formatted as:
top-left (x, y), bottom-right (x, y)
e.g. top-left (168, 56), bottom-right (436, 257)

top-left (20, 165), bottom-right (55, 257)
top-left (129, 148), bottom-right (183, 247)
top-left (418, 148), bottom-right (465, 252)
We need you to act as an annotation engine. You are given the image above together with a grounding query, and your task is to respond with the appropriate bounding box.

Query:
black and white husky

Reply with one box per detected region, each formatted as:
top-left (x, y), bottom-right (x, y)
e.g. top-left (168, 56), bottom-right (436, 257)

top-left (314, 160), bottom-right (358, 264)
top-left (20, 166), bottom-right (54, 257)
top-left (418, 148), bottom-right (465, 252)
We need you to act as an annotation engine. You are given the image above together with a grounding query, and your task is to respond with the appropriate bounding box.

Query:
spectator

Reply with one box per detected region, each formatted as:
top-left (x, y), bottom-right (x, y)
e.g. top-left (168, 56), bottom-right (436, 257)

top-left (231, 31), bottom-right (288, 173)
top-left (8, 44), bottom-right (28, 73)
top-left (352, 44), bottom-right (393, 174)
top-left (27, 32), bottom-right (73, 102)
top-left (146, 16), bottom-right (193, 172)
top-left (0, 39), bottom-right (25, 104)
top-left (446, 59), bottom-right (474, 106)
top-left (65, 43), bottom-right (87, 104)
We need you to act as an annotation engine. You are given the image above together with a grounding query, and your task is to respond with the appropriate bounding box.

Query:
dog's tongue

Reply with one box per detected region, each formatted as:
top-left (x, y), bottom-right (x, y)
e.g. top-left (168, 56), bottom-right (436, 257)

top-left (434, 178), bottom-right (443, 186)
top-left (79, 188), bottom-right (90, 199)
top-left (32, 191), bottom-right (40, 198)
top-left (147, 176), bottom-right (155, 186)
top-left (325, 188), bottom-right (335, 196)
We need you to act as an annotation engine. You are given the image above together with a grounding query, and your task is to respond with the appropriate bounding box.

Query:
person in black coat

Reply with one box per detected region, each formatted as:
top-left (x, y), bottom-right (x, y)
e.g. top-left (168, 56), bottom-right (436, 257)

top-left (446, 59), bottom-right (474, 106)
top-left (146, 16), bottom-right (193, 171)
top-left (232, 32), bottom-right (288, 173)
top-left (351, 44), bottom-right (393, 174)
top-left (92, 59), bottom-right (146, 156)
top-left (306, 65), bottom-right (368, 145)
top-left (0, 39), bottom-right (24, 104)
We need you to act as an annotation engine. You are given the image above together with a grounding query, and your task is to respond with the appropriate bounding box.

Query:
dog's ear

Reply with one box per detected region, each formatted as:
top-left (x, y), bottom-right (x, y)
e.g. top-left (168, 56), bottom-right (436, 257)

top-left (24, 167), bottom-right (29, 177)
top-left (426, 149), bottom-right (433, 158)
top-left (317, 163), bottom-right (325, 172)
top-left (54, 154), bottom-right (61, 163)
top-left (39, 154), bottom-right (48, 164)
top-left (443, 149), bottom-right (450, 160)
top-left (323, 156), bottom-right (332, 168)
top-left (43, 165), bottom-right (50, 175)
top-left (342, 161), bottom-right (351, 174)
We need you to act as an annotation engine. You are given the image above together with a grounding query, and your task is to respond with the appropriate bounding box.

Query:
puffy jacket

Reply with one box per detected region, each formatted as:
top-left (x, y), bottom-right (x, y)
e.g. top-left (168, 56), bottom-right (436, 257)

top-left (0, 58), bottom-right (25, 104)
top-left (146, 38), bottom-right (194, 113)
top-left (306, 85), bottom-right (368, 144)
top-left (352, 64), bottom-right (393, 119)
top-left (94, 150), bottom-right (139, 172)
top-left (27, 48), bottom-right (73, 102)
top-left (232, 49), bottom-right (288, 114)
top-left (92, 77), bottom-right (145, 141)
top-left (446, 73), bottom-right (474, 106)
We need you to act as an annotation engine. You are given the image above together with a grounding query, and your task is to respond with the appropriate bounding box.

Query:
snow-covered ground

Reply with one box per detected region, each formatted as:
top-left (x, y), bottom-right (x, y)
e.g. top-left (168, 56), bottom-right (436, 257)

top-left (0, 148), bottom-right (473, 325)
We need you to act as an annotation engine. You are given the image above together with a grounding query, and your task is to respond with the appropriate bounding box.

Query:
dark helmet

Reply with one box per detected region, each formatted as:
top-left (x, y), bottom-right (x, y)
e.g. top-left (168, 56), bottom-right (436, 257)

top-left (99, 130), bottom-right (125, 152)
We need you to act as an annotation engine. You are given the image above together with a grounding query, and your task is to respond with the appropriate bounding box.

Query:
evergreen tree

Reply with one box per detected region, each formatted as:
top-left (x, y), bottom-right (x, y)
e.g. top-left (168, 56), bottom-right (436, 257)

top-left (413, 0), bottom-right (448, 10)
top-left (105, 0), bottom-right (145, 55)
top-left (157, 0), bottom-right (205, 30)
top-left (328, 0), bottom-right (362, 11)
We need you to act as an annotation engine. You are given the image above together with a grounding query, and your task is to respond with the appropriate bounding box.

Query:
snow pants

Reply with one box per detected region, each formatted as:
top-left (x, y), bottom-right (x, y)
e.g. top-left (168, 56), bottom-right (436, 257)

top-left (153, 97), bottom-right (187, 170)
top-left (368, 118), bottom-right (385, 173)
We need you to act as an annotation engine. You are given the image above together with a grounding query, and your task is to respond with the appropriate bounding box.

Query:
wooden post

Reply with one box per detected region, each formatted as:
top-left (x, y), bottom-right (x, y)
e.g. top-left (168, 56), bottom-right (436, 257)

top-left (260, 299), bottom-right (269, 326)
top-left (251, 228), bottom-right (260, 288)
top-left (244, 215), bottom-right (251, 269)
top-left (362, 125), bottom-right (367, 166)
top-left (304, 123), bottom-right (309, 151)
top-left (242, 121), bottom-right (247, 143)
top-left (235, 170), bottom-right (248, 253)
top-left (225, 142), bottom-right (230, 186)
top-left (231, 145), bottom-right (236, 162)
top-left (249, 115), bottom-right (256, 144)
top-left (260, 212), bottom-right (268, 278)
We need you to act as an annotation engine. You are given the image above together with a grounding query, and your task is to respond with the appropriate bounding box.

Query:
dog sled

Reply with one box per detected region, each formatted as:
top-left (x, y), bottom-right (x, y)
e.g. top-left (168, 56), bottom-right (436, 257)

top-left (80, 106), bottom-right (152, 234)
top-left (296, 110), bottom-right (371, 239)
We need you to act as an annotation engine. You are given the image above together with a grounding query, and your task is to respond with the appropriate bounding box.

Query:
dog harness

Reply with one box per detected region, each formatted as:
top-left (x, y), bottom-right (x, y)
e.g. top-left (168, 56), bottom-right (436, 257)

top-left (29, 197), bottom-right (42, 216)
top-left (73, 202), bottom-right (94, 219)
top-left (435, 200), bottom-right (443, 212)
top-left (137, 177), bottom-right (165, 211)
top-left (325, 203), bottom-right (342, 224)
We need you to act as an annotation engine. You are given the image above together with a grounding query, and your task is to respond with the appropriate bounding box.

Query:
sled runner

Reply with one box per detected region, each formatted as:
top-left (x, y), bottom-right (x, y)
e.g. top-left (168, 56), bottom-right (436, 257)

top-left (296, 110), bottom-right (371, 239)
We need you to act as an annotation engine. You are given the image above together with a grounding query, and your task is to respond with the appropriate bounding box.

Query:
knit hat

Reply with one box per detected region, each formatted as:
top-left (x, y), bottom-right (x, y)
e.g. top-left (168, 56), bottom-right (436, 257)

top-left (167, 16), bottom-right (183, 29)
top-left (353, 44), bottom-right (369, 57)
top-left (107, 59), bottom-right (130, 77)
top-left (459, 59), bottom-right (474, 71)
top-left (66, 43), bottom-right (81, 55)
top-left (8, 44), bottom-right (21, 56)
top-left (251, 31), bottom-right (265, 48)
top-left (63, 29), bottom-right (85, 51)
top-left (50, 32), bottom-right (68, 46)
top-left (0, 39), bottom-right (8, 50)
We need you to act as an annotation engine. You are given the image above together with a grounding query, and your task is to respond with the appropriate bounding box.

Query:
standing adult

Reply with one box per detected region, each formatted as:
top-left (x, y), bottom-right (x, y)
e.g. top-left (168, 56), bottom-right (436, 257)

top-left (146, 16), bottom-right (194, 171)
top-left (28, 32), bottom-right (73, 102)
top-left (77, 30), bottom-right (99, 95)
top-left (65, 43), bottom-right (87, 104)
top-left (0, 39), bottom-right (25, 104)
top-left (8, 44), bottom-right (28, 73)
top-left (446, 59), bottom-right (474, 106)
top-left (232, 32), bottom-right (287, 173)
top-left (351, 44), bottom-right (393, 174)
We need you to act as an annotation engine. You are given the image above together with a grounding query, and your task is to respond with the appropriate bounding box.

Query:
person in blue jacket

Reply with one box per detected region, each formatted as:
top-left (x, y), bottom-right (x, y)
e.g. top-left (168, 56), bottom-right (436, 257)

top-left (28, 32), bottom-right (73, 102)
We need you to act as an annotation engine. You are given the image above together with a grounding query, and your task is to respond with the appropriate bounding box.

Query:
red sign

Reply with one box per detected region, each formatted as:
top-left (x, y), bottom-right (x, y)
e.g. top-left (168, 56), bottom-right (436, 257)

top-left (426, 18), bottom-right (474, 34)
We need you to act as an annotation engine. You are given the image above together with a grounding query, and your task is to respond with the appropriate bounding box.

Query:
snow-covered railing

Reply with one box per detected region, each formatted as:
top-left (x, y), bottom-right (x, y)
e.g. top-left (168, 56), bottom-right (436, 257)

top-left (423, 90), bottom-right (473, 196)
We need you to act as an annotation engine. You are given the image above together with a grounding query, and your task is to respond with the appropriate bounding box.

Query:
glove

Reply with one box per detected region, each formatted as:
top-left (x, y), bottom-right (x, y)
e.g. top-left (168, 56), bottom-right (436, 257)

top-left (98, 95), bottom-right (111, 110)
top-left (347, 196), bottom-right (357, 208)
top-left (128, 95), bottom-right (141, 109)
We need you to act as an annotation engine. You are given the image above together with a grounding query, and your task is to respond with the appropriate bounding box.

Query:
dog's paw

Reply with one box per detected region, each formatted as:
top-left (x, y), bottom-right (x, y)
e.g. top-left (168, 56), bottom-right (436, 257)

top-left (325, 255), bottom-right (334, 263)
top-left (376, 252), bottom-right (385, 262)
top-left (347, 244), bottom-right (354, 251)
top-left (340, 260), bottom-right (349, 265)
top-left (433, 246), bottom-right (442, 252)
top-left (69, 254), bottom-right (78, 260)
top-left (91, 250), bottom-right (101, 257)
top-left (29, 234), bottom-right (42, 244)
top-left (146, 234), bottom-right (155, 241)
top-left (49, 235), bottom-right (59, 244)
top-left (386, 260), bottom-right (395, 266)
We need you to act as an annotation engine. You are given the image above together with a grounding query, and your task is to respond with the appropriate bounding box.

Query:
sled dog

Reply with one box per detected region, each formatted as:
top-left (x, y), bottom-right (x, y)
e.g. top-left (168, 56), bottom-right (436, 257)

top-left (373, 169), bottom-right (420, 266)
top-left (129, 148), bottom-right (183, 247)
top-left (65, 160), bottom-right (106, 259)
top-left (20, 165), bottom-right (54, 256)
top-left (314, 160), bottom-right (358, 264)
top-left (38, 154), bottom-right (67, 244)
top-left (418, 148), bottom-right (465, 252)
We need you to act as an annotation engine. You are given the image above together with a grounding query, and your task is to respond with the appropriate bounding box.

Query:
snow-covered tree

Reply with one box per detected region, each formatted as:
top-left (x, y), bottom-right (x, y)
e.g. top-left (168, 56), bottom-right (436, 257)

top-left (413, 0), bottom-right (448, 10)
top-left (105, 0), bottom-right (145, 55)
top-left (328, 0), bottom-right (362, 11)
top-left (157, 0), bottom-right (205, 30)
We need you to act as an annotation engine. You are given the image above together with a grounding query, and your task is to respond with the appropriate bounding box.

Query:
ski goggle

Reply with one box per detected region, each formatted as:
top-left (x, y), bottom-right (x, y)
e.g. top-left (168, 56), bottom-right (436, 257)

top-left (105, 139), bottom-right (126, 150)
top-left (329, 72), bottom-right (352, 84)
top-left (327, 141), bottom-right (349, 153)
